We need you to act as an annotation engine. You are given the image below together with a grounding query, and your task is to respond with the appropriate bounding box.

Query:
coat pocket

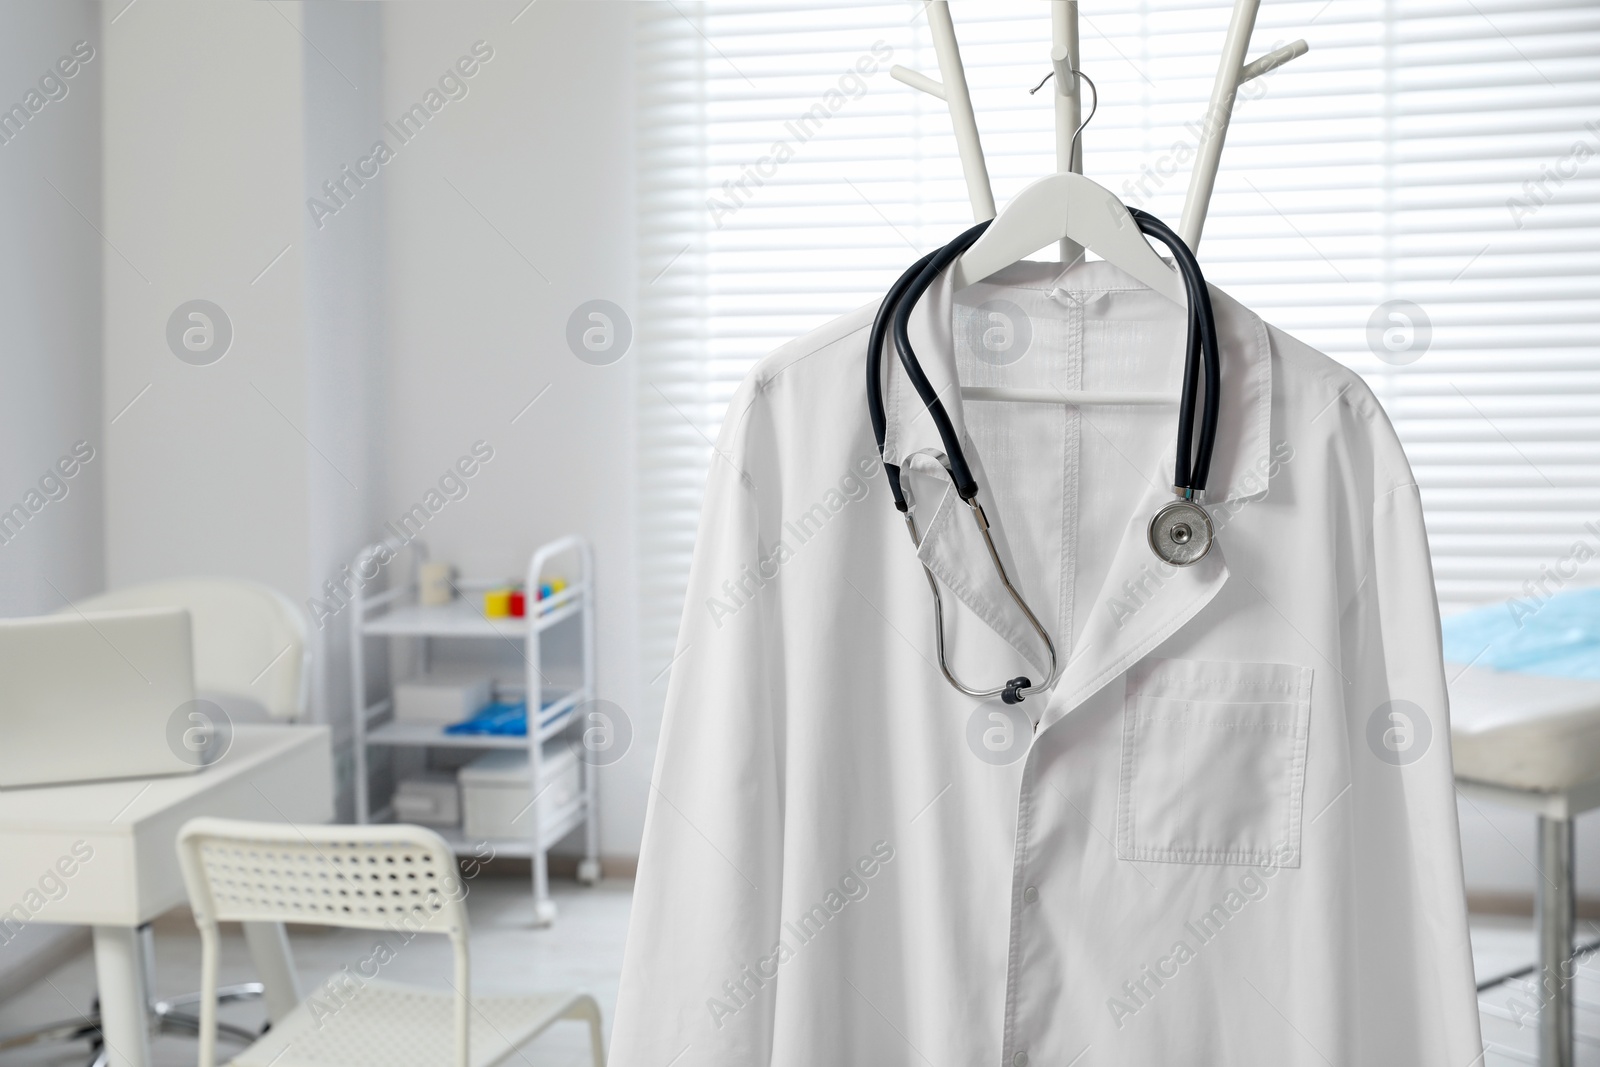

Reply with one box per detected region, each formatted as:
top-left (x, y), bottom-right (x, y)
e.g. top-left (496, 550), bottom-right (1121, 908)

top-left (1116, 658), bottom-right (1313, 867)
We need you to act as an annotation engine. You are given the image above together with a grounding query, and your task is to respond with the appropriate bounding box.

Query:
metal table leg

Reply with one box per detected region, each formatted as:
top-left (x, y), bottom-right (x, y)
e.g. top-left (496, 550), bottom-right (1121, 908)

top-left (1537, 814), bottom-right (1575, 1067)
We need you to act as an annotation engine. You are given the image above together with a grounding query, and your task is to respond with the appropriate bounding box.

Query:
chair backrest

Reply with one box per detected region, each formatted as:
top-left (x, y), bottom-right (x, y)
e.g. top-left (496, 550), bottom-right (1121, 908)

top-left (69, 578), bottom-right (308, 719)
top-left (177, 818), bottom-right (471, 1067)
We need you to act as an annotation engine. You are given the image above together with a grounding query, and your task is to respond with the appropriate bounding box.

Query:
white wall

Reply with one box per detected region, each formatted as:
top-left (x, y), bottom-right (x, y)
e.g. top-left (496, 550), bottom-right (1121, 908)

top-left (96, 0), bottom-right (642, 858)
top-left (300, 1), bottom-right (388, 813)
top-left (1460, 799), bottom-right (1600, 910)
top-left (380, 2), bottom-right (642, 858)
top-left (0, 0), bottom-right (103, 993)
top-left (102, 1), bottom-right (309, 601)
top-left (0, 0), bottom-right (103, 615)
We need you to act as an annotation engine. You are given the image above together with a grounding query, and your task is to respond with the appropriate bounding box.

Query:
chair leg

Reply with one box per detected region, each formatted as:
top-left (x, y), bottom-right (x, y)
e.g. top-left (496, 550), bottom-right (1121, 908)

top-left (241, 921), bottom-right (300, 1024)
top-left (1537, 814), bottom-right (1575, 1067)
top-left (564, 994), bottom-right (605, 1066)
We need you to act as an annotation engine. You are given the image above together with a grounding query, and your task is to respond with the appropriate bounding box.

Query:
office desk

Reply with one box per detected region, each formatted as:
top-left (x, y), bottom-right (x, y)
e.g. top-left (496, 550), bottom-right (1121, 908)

top-left (0, 725), bottom-right (332, 1067)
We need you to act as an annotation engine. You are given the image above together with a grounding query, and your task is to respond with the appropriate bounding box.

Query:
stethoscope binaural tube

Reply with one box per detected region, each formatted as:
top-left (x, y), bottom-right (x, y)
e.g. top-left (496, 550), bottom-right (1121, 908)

top-left (889, 220), bottom-right (993, 502)
top-left (868, 246), bottom-right (941, 512)
top-left (1129, 207), bottom-right (1220, 498)
top-left (867, 212), bottom-right (1221, 703)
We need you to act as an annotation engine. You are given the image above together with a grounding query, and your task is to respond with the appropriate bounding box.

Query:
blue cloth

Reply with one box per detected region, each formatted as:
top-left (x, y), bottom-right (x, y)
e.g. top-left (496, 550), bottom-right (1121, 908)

top-left (1440, 586), bottom-right (1600, 679)
top-left (444, 700), bottom-right (529, 736)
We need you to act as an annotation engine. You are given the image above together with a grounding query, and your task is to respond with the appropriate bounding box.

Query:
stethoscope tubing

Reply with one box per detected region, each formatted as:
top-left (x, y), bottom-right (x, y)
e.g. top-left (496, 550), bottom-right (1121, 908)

top-left (866, 211), bottom-right (1220, 703)
top-left (1127, 207), bottom-right (1221, 495)
top-left (868, 247), bottom-right (940, 512)
top-left (889, 219), bottom-right (994, 502)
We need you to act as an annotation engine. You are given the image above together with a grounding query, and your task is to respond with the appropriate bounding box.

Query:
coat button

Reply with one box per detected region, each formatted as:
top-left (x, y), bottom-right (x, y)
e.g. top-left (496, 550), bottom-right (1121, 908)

top-left (1022, 886), bottom-right (1038, 903)
top-left (1013, 1053), bottom-right (1029, 1066)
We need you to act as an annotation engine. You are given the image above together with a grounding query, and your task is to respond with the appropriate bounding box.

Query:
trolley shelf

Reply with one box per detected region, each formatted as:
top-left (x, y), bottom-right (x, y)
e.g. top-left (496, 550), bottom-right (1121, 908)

top-left (349, 534), bottom-right (599, 927)
top-left (426, 801), bottom-right (589, 859)
top-left (359, 584), bottom-right (585, 638)
top-left (367, 724), bottom-right (531, 750)
top-left (364, 687), bottom-right (589, 749)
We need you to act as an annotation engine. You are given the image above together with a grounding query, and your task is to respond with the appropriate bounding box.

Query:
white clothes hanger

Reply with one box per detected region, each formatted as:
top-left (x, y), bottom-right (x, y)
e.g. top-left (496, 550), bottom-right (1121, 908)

top-left (952, 162), bottom-right (1186, 407)
top-left (890, 1), bottom-right (1308, 407)
top-left (948, 176), bottom-right (1188, 303)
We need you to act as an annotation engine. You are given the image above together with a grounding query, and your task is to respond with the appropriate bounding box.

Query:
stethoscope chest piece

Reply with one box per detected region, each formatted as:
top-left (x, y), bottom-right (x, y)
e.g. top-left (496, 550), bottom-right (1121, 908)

top-left (1148, 498), bottom-right (1214, 567)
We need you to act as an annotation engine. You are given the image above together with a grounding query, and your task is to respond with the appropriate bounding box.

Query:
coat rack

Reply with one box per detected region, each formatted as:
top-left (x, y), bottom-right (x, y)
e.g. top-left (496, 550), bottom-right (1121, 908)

top-left (889, 0), bottom-right (1309, 253)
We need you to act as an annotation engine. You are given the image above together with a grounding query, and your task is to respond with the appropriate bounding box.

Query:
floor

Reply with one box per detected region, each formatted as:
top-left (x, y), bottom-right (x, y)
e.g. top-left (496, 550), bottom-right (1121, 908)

top-left (1476, 914), bottom-right (1600, 1065)
top-left (0, 877), bottom-right (630, 1067)
top-left (0, 882), bottom-right (1591, 1065)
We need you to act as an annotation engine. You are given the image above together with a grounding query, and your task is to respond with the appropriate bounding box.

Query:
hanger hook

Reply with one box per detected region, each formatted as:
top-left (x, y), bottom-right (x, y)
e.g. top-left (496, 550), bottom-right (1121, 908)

top-left (1028, 67), bottom-right (1099, 154)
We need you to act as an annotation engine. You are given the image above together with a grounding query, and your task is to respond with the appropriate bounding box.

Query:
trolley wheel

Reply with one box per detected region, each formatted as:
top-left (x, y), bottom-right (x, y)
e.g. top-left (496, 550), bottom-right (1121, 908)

top-left (576, 858), bottom-right (602, 886)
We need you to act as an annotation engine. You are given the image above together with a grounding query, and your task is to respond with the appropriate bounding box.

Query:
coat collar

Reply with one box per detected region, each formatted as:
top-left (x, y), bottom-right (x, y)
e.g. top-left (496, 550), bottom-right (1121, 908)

top-left (879, 257), bottom-right (1273, 718)
top-left (881, 259), bottom-right (1274, 505)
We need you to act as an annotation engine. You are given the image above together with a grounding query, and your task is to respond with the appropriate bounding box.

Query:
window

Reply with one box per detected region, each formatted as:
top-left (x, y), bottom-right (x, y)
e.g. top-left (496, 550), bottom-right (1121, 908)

top-left (636, 0), bottom-right (1600, 682)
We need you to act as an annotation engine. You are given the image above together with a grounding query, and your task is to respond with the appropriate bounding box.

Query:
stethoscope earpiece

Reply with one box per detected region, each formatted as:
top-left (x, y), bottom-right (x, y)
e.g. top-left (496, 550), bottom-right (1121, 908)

top-left (868, 211), bottom-right (1221, 702)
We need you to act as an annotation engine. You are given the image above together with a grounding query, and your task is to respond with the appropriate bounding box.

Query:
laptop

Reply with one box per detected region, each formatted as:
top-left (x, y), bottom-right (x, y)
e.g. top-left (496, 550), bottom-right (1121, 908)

top-left (0, 607), bottom-right (201, 788)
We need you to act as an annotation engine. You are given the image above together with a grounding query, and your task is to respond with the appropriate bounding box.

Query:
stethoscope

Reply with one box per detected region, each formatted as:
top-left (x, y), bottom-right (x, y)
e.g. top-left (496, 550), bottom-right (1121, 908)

top-left (867, 209), bottom-right (1222, 705)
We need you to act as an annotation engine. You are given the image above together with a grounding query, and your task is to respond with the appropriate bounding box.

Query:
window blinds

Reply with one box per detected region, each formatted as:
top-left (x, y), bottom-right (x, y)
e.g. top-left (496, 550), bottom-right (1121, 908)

top-left (636, 0), bottom-right (1600, 683)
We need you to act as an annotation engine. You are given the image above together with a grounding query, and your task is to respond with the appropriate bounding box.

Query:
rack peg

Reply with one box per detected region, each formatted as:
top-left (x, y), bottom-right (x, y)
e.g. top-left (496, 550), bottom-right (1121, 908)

top-left (889, 65), bottom-right (946, 101)
top-left (1240, 39), bottom-right (1309, 83)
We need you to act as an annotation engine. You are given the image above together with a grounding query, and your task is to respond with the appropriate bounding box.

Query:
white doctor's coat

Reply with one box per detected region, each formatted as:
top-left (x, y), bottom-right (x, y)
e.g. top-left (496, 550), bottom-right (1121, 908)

top-left (612, 260), bottom-right (1481, 1065)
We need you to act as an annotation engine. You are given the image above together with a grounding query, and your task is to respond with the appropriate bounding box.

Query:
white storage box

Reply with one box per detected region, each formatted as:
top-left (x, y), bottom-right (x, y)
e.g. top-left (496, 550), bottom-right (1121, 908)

top-left (394, 674), bottom-right (492, 725)
top-left (459, 745), bottom-right (580, 840)
top-left (392, 775), bottom-right (460, 827)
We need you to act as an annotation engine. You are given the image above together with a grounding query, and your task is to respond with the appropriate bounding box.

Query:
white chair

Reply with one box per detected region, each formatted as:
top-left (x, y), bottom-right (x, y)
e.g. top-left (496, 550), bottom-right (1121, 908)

top-left (178, 817), bottom-right (605, 1067)
top-left (68, 577), bottom-right (310, 720)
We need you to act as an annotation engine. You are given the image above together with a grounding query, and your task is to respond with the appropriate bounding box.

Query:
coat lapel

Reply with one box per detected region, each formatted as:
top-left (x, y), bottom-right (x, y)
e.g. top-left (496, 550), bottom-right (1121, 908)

top-left (1035, 475), bottom-right (1229, 731)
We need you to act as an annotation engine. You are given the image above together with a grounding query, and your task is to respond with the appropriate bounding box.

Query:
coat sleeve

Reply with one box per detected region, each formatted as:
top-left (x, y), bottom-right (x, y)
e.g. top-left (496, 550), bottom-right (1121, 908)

top-left (611, 386), bottom-right (787, 1065)
top-left (1343, 469), bottom-right (1483, 1062)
